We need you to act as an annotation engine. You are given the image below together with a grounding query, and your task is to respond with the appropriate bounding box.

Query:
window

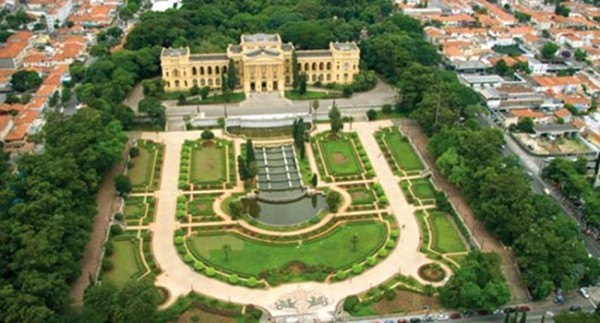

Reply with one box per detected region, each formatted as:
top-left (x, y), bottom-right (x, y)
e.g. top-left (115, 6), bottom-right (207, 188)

top-left (319, 62), bottom-right (324, 70)
top-left (216, 77), bottom-right (220, 85)
top-left (215, 66), bottom-right (220, 74)
top-left (326, 74), bottom-right (331, 81)
top-left (304, 63), bottom-right (309, 71)
top-left (319, 74), bottom-right (324, 81)
top-left (208, 66), bottom-right (212, 75)
top-left (193, 79), bottom-right (197, 86)
top-left (184, 81), bottom-right (188, 87)
top-left (173, 69), bottom-right (180, 77)
top-left (200, 79), bottom-right (206, 86)
top-left (166, 71), bottom-right (169, 77)
top-left (327, 62), bottom-right (332, 70)
top-left (298, 63), bottom-right (302, 71)
top-left (344, 73), bottom-right (348, 81)
top-left (312, 62), bottom-right (317, 70)
top-left (223, 66), bottom-right (227, 73)
top-left (208, 79), bottom-right (213, 86)
top-left (200, 67), bottom-right (205, 75)
top-left (343, 63), bottom-right (349, 71)
top-left (312, 74), bottom-right (316, 81)
top-left (166, 81), bottom-right (171, 88)
top-left (192, 67), bottom-right (197, 75)
top-left (175, 80), bottom-right (180, 87)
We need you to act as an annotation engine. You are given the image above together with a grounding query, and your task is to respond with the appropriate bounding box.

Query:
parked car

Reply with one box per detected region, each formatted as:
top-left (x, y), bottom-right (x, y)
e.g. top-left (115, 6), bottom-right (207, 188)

top-left (569, 306), bottom-right (582, 312)
top-left (580, 288), bottom-right (590, 299)
top-left (517, 305), bottom-right (530, 312)
top-left (477, 310), bottom-right (492, 316)
top-left (397, 319), bottom-right (408, 323)
top-left (409, 318), bottom-right (422, 323)
top-left (504, 307), bottom-right (517, 313)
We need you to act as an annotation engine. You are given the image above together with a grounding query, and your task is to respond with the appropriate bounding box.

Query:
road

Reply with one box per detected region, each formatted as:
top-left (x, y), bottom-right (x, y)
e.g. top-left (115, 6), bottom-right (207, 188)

top-left (476, 112), bottom-right (600, 257)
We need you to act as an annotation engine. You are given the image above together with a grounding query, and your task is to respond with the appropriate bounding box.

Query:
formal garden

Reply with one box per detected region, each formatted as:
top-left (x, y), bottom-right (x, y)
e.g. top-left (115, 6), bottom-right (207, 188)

top-left (128, 140), bottom-right (163, 192)
top-left (375, 127), bottom-right (424, 176)
top-left (312, 131), bottom-right (375, 182)
top-left (178, 136), bottom-right (236, 190)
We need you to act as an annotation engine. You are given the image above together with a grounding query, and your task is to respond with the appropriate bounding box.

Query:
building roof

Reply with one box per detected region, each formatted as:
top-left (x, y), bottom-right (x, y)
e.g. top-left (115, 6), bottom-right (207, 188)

top-left (245, 48), bottom-right (280, 58)
top-left (510, 108), bottom-right (546, 118)
top-left (531, 76), bottom-right (580, 87)
top-left (554, 108), bottom-right (572, 118)
top-left (0, 31), bottom-right (33, 59)
top-left (242, 33), bottom-right (279, 43)
top-left (296, 50), bottom-right (332, 58)
top-left (162, 47), bottom-right (188, 57)
top-left (190, 53), bottom-right (228, 61)
top-left (332, 42), bottom-right (358, 51)
top-left (4, 123), bottom-right (29, 142)
top-left (534, 123), bottom-right (579, 133)
top-left (0, 115), bottom-right (10, 133)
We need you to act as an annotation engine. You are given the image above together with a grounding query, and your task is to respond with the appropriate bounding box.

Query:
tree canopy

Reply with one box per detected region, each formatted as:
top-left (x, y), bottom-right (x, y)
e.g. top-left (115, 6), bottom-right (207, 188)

top-left (10, 70), bottom-right (42, 92)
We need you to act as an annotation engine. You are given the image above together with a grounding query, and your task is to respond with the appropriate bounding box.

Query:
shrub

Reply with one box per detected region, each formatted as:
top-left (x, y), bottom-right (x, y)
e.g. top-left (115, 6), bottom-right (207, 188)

top-left (384, 289), bottom-right (396, 301)
top-left (102, 258), bottom-right (113, 271)
top-left (193, 261), bottom-right (204, 272)
top-left (175, 229), bottom-right (185, 236)
top-left (114, 212), bottom-right (124, 221)
top-left (129, 146), bottom-right (140, 158)
top-left (177, 196), bottom-right (187, 203)
top-left (178, 181), bottom-right (188, 189)
top-left (366, 256), bottom-right (377, 266)
top-left (104, 241), bottom-right (114, 256)
top-left (176, 210), bottom-right (186, 220)
top-left (390, 229), bottom-right (400, 238)
top-left (379, 196), bottom-right (388, 204)
top-left (201, 129), bottom-right (215, 140)
top-left (367, 170), bottom-right (375, 177)
top-left (177, 245), bottom-right (186, 254)
top-left (205, 267), bottom-right (216, 277)
top-left (382, 104), bottom-right (393, 115)
top-left (184, 254), bottom-right (193, 263)
top-left (110, 224), bottom-right (122, 236)
top-left (228, 274), bottom-right (239, 285)
top-left (366, 109), bottom-right (377, 121)
top-left (378, 249), bottom-right (389, 258)
top-left (352, 263), bottom-right (364, 274)
top-left (335, 270), bottom-right (348, 280)
top-left (386, 239), bottom-right (396, 249)
top-left (246, 276), bottom-right (258, 287)
top-left (343, 296), bottom-right (360, 312)
top-left (174, 236), bottom-right (184, 245)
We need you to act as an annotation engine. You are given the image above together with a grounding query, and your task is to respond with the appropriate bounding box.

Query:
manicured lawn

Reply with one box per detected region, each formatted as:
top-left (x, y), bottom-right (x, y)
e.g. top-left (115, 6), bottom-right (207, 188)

top-left (189, 198), bottom-right (215, 216)
top-left (384, 131), bottom-right (423, 171)
top-left (128, 147), bottom-right (154, 187)
top-left (428, 211), bottom-right (467, 253)
top-left (448, 254), bottom-right (468, 267)
top-left (188, 221), bottom-right (387, 276)
top-left (285, 90), bottom-right (343, 100)
top-left (191, 145), bottom-right (226, 184)
top-left (350, 189), bottom-right (375, 205)
top-left (103, 240), bottom-right (144, 288)
top-left (124, 198), bottom-right (145, 219)
top-left (411, 178), bottom-right (436, 200)
top-left (319, 136), bottom-right (362, 176)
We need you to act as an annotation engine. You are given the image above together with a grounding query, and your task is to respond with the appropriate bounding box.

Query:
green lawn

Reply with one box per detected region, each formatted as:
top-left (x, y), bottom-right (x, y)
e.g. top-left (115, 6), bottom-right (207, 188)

top-left (128, 147), bottom-right (154, 187)
top-left (411, 179), bottom-right (436, 200)
top-left (384, 131), bottom-right (423, 171)
top-left (188, 221), bottom-right (387, 276)
top-left (285, 90), bottom-right (343, 100)
top-left (189, 198), bottom-right (215, 216)
top-left (124, 198), bottom-right (146, 219)
top-left (319, 136), bottom-right (362, 176)
top-left (349, 189), bottom-right (375, 205)
top-left (103, 240), bottom-right (144, 288)
top-left (191, 145), bottom-right (226, 184)
top-left (429, 211), bottom-right (467, 253)
top-left (448, 254), bottom-right (468, 267)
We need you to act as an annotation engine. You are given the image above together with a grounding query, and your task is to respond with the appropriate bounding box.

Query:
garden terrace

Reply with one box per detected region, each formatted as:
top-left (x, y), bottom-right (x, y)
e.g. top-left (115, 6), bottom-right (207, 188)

top-left (184, 220), bottom-right (392, 286)
top-left (400, 178), bottom-right (437, 206)
top-left (339, 182), bottom-right (389, 212)
top-left (102, 230), bottom-right (159, 288)
top-left (179, 138), bottom-right (235, 190)
top-left (179, 193), bottom-right (223, 224)
top-left (414, 210), bottom-right (469, 270)
top-left (312, 131), bottom-right (375, 182)
top-left (374, 127), bottom-right (424, 176)
top-left (123, 196), bottom-right (156, 226)
top-left (128, 140), bottom-right (163, 192)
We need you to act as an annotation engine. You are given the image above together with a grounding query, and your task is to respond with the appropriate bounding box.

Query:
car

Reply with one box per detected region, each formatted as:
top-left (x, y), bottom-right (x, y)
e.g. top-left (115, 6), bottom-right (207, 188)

top-left (435, 313), bottom-right (449, 320)
top-left (477, 310), bottom-right (492, 316)
top-left (463, 310), bottom-right (475, 317)
top-left (517, 305), bottom-right (530, 312)
top-left (580, 288), bottom-right (590, 299)
top-left (409, 318), bottom-right (422, 323)
top-left (397, 320), bottom-right (408, 323)
top-left (385, 320), bottom-right (395, 323)
top-left (493, 309), bottom-right (503, 315)
top-left (570, 306), bottom-right (582, 312)
top-left (546, 311), bottom-right (554, 317)
top-left (449, 313), bottom-right (461, 320)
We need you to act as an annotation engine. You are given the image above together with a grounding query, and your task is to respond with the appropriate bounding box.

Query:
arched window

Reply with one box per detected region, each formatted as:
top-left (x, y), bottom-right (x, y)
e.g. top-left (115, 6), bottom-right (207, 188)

top-left (223, 66), bottom-right (227, 73)
top-left (319, 62), bottom-right (324, 71)
top-left (216, 77), bottom-right (221, 86)
top-left (344, 73), bottom-right (348, 81)
top-left (215, 66), bottom-right (220, 74)
top-left (319, 74), bottom-right (324, 81)
top-left (193, 79), bottom-right (197, 86)
top-left (192, 67), bottom-right (197, 75)
top-left (173, 69), bottom-right (180, 77)
top-left (326, 74), bottom-right (331, 81)
top-left (312, 74), bottom-right (317, 82)
top-left (166, 71), bottom-right (169, 77)
top-left (304, 63), bottom-right (309, 71)
top-left (208, 66), bottom-right (212, 75)
top-left (208, 79), bottom-right (213, 86)
top-left (175, 80), bottom-right (180, 87)
top-left (298, 63), bottom-right (302, 71)
top-left (200, 79), bottom-right (206, 86)
top-left (166, 81), bottom-right (171, 88)
top-left (312, 62), bottom-right (317, 71)
top-left (200, 67), bottom-right (205, 75)
top-left (326, 62), bottom-right (332, 70)
top-left (343, 63), bottom-right (349, 71)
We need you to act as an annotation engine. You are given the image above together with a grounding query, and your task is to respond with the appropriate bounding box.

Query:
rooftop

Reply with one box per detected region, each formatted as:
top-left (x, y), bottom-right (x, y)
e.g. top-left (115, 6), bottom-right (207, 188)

top-left (190, 53), bottom-right (228, 62)
top-left (242, 33), bottom-right (279, 43)
top-left (332, 42), bottom-right (358, 51)
top-left (162, 48), bottom-right (188, 57)
top-left (296, 50), bottom-right (332, 58)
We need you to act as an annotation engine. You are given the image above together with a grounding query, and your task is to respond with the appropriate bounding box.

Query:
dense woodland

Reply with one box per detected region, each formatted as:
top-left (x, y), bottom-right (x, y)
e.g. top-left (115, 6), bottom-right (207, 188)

top-left (0, 0), bottom-right (598, 321)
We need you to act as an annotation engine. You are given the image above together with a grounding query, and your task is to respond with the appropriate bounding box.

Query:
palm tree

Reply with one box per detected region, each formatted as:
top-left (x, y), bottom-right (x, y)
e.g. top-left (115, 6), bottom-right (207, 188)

top-left (350, 234), bottom-right (359, 252)
top-left (222, 244), bottom-right (231, 261)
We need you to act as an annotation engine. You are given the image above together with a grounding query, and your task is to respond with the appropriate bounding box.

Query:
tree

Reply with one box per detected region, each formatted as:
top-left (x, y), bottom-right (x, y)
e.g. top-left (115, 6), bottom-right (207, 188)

top-left (292, 118), bottom-right (306, 150)
top-left (227, 59), bottom-right (237, 90)
top-left (221, 74), bottom-right (228, 93)
top-left (129, 146), bottom-right (140, 158)
top-left (326, 190), bottom-right (342, 212)
top-left (312, 99), bottom-right (319, 116)
top-left (245, 139), bottom-right (255, 163)
top-left (199, 86), bottom-right (210, 100)
top-left (229, 200), bottom-right (243, 219)
top-left (178, 93), bottom-right (186, 105)
top-left (292, 50), bottom-right (299, 89)
top-left (190, 85), bottom-right (200, 95)
top-left (366, 109), bottom-right (377, 121)
top-left (138, 97), bottom-right (166, 128)
top-left (541, 42), bottom-right (560, 59)
top-left (311, 173), bottom-right (318, 187)
top-left (350, 234), bottom-right (359, 251)
top-left (555, 3), bottom-right (570, 17)
top-left (575, 49), bottom-right (587, 62)
top-left (114, 175), bottom-right (132, 197)
top-left (201, 129), bottom-right (214, 140)
top-left (515, 117), bottom-right (534, 133)
top-left (494, 59), bottom-right (512, 77)
top-left (49, 91), bottom-right (60, 107)
top-left (237, 155), bottom-right (249, 180)
top-left (83, 279), bottom-right (159, 322)
top-left (10, 70), bottom-right (42, 92)
top-left (329, 105), bottom-right (343, 133)
top-left (298, 73), bottom-right (307, 95)
top-left (222, 243), bottom-right (232, 261)
top-left (61, 86), bottom-right (71, 104)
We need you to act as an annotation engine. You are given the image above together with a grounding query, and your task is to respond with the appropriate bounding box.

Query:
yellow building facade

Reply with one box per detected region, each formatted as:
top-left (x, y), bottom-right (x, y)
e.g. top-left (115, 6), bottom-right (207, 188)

top-left (160, 33), bottom-right (360, 96)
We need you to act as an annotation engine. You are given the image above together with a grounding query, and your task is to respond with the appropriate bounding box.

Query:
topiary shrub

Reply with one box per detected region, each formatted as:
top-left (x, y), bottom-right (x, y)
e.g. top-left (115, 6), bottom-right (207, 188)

top-left (205, 267), bottom-right (216, 277)
top-left (176, 210), bottom-right (186, 220)
top-left (174, 236), bottom-right (184, 245)
top-left (184, 254), bottom-right (193, 263)
top-left (384, 289), bottom-right (396, 301)
top-left (104, 241), bottom-right (114, 256)
top-left (352, 263), bottom-right (364, 274)
top-left (335, 270), bottom-right (348, 280)
top-left (343, 295), bottom-right (360, 312)
top-left (378, 249), bottom-right (389, 258)
top-left (177, 245), bottom-right (186, 255)
top-left (246, 276), bottom-right (258, 287)
top-left (228, 274), bottom-right (239, 285)
top-left (175, 229), bottom-right (185, 236)
top-left (129, 146), bottom-right (140, 158)
top-left (366, 256), bottom-right (377, 266)
top-left (110, 224), bottom-right (122, 236)
top-left (193, 261), bottom-right (204, 272)
top-left (390, 229), bottom-right (400, 238)
top-left (386, 239), bottom-right (396, 249)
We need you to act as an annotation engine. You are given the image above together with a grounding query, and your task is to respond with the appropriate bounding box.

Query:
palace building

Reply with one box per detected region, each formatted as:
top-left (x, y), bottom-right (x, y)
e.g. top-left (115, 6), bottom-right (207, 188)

top-left (160, 33), bottom-right (360, 96)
